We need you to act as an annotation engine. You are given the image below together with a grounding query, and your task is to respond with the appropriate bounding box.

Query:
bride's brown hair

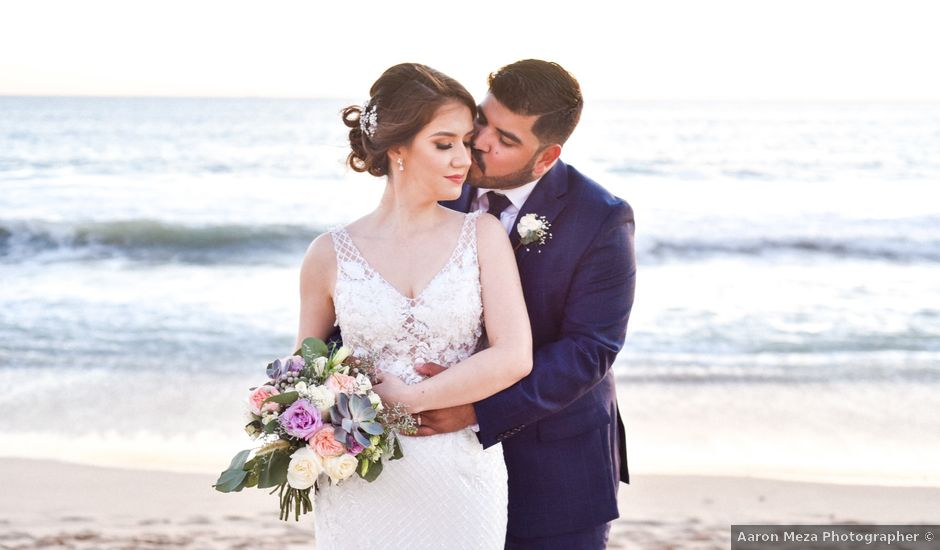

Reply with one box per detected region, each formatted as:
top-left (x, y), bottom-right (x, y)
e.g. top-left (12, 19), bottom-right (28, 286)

top-left (342, 63), bottom-right (476, 177)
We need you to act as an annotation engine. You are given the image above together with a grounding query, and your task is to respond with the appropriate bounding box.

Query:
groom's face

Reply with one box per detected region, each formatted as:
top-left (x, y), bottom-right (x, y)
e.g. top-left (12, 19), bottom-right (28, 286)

top-left (467, 93), bottom-right (545, 190)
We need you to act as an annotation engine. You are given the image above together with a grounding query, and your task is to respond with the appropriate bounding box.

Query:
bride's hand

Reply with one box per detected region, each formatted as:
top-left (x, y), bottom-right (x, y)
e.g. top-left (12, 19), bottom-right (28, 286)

top-left (371, 374), bottom-right (418, 412)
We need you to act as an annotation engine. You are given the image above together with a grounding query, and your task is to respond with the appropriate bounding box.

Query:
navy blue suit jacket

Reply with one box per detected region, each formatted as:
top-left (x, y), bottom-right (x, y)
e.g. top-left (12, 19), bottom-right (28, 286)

top-left (441, 160), bottom-right (636, 538)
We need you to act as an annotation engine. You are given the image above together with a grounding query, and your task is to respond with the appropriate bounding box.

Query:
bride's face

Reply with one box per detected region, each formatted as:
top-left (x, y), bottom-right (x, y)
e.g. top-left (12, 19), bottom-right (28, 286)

top-left (394, 101), bottom-right (474, 202)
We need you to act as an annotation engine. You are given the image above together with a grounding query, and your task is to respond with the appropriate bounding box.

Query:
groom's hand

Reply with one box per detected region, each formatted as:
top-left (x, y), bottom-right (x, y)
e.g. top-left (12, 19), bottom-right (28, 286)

top-left (413, 362), bottom-right (477, 436)
top-left (414, 404), bottom-right (477, 436)
top-left (414, 362), bottom-right (446, 378)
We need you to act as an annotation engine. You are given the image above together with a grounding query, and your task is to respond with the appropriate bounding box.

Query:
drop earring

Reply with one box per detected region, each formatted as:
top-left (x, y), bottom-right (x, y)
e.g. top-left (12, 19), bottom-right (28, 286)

top-left (397, 158), bottom-right (404, 172)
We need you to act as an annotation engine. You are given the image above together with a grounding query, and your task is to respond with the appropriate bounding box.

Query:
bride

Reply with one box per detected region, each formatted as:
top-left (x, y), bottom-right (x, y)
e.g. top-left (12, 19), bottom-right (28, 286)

top-left (295, 63), bottom-right (532, 549)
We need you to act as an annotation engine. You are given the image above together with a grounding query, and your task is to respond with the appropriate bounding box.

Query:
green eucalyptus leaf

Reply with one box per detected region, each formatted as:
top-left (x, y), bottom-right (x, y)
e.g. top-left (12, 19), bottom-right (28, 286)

top-left (213, 468), bottom-right (248, 492)
top-left (263, 391), bottom-right (299, 405)
top-left (392, 437), bottom-right (404, 460)
top-left (245, 469), bottom-right (260, 488)
top-left (259, 450), bottom-right (290, 488)
top-left (226, 449), bottom-right (251, 471)
top-left (361, 459), bottom-right (383, 482)
top-left (301, 338), bottom-right (329, 361)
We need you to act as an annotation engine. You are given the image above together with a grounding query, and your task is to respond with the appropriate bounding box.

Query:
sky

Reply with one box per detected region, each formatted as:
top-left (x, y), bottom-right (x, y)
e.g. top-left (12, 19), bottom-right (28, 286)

top-left (1, 0), bottom-right (939, 101)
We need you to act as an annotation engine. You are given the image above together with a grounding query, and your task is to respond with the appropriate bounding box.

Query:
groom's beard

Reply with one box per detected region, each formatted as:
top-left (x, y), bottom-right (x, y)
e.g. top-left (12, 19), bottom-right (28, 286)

top-left (467, 148), bottom-right (541, 191)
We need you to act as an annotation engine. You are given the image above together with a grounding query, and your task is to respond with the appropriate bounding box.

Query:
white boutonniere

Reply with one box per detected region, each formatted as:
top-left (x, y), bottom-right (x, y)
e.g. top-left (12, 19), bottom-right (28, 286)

top-left (516, 213), bottom-right (553, 253)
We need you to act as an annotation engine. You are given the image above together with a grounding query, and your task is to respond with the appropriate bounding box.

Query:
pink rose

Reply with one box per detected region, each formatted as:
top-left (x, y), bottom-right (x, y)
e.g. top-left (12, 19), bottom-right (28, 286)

top-left (309, 425), bottom-right (346, 458)
top-left (325, 373), bottom-right (357, 394)
top-left (248, 385), bottom-right (280, 415)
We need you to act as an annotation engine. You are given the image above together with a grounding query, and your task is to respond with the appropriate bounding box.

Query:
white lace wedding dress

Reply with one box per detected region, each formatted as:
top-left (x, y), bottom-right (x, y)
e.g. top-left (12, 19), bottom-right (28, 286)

top-left (315, 210), bottom-right (507, 549)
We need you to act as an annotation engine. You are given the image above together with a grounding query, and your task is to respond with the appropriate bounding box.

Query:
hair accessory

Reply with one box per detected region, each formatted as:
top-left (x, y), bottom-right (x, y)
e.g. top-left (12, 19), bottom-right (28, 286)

top-left (360, 100), bottom-right (378, 140)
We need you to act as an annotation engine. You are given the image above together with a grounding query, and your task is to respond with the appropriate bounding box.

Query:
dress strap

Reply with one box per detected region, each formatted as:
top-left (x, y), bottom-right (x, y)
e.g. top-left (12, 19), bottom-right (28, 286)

top-left (451, 211), bottom-right (483, 268)
top-left (329, 226), bottom-right (364, 267)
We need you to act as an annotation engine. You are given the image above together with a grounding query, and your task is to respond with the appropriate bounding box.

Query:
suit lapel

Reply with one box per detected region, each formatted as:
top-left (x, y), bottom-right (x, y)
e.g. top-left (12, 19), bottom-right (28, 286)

top-left (442, 166), bottom-right (569, 267)
top-left (510, 161), bottom-right (569, 265)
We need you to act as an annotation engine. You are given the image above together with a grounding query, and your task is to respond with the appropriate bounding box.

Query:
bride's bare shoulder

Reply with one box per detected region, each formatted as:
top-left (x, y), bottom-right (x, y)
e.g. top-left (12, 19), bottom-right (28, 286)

top-left (474, 212), bottom-right (511, 249)
top-left (300, 231), bottom-right (337, 283)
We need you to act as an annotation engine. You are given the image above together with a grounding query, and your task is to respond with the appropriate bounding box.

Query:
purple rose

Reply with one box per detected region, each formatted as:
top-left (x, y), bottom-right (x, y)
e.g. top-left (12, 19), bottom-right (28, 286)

top-left (279, 399), bottom-right (323, 440)
top-left (346, 435), bottom-right (365, 456)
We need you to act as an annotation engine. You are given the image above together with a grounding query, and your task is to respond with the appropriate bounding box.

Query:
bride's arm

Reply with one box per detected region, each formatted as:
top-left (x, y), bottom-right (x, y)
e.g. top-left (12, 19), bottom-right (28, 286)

top-left (375, 214), bottom-right (532, 413)
top-left (294, 234), bottom-right (337, 351)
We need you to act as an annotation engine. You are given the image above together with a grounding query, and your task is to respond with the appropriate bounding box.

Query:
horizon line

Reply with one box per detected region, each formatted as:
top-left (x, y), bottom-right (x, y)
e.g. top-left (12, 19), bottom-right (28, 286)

top-left (3, 93), bottom-right (940, 104)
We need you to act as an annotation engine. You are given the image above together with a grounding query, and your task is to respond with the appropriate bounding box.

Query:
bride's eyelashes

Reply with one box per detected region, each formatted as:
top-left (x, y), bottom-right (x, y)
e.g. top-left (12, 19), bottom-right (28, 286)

top-left (435, 141), bottom-right (473, 150)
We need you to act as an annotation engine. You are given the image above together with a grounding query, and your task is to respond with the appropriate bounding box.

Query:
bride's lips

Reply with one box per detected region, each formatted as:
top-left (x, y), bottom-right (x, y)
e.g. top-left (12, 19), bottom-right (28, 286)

top-left (445, 174), bottom-right (466, 184)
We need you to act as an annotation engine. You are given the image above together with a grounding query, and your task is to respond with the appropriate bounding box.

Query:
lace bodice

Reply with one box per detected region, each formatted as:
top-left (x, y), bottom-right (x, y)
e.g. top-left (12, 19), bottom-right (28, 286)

top-left (318, 210), bottom-right (506, 550)
top-left (330, 211), bottom-right (484, 385)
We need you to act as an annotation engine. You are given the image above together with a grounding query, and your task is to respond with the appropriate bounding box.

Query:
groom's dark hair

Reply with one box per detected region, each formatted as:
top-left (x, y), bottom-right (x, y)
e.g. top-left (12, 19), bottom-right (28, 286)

top-left (488, 60), bottom-right (583, 146)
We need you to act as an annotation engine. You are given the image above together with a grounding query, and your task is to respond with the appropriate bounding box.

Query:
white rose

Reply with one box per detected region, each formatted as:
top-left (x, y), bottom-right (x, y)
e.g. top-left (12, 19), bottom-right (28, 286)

top-left (286, 447), bottom-right (323, 490)
top-left (518, 214), bottom-right (541, 233)
top-left (307, 384), bottom-right (336, 417)
top-left (293, 381), bottom-right (308, 395)
top-left (368, 392), bottom-right (383, 411)
top-left (322, 453), bottom-right (358, 483)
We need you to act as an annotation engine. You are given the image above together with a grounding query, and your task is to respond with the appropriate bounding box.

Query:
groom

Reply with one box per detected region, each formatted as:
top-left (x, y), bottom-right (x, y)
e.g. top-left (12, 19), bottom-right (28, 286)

top-left (421, 60), bottom-right (636, 549)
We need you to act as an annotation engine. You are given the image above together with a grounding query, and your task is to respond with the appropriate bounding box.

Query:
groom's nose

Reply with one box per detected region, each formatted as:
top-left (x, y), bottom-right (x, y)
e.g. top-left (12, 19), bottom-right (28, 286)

top-left (471, 125), bottom-right (492, 153)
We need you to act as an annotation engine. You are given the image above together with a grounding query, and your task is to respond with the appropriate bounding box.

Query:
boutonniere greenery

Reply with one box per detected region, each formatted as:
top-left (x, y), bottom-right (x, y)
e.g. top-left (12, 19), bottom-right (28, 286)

top-left (516, 213), bottom-right (553, 253)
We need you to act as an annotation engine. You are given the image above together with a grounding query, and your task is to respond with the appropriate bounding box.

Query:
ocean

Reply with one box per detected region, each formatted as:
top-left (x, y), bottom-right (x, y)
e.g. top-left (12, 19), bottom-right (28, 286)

top-left (1, 96), bottom-right (938, 485)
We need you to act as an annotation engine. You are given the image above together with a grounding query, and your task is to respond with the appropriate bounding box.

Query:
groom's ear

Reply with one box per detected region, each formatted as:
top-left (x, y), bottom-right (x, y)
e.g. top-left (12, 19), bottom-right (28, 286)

top-left (532, 144), bottom-right (562, 179)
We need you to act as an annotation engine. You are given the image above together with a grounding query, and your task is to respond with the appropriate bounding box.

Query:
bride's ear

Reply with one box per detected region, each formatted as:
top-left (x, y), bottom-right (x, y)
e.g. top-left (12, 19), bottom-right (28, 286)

top-left (387, 147), bottom-right (404, 172)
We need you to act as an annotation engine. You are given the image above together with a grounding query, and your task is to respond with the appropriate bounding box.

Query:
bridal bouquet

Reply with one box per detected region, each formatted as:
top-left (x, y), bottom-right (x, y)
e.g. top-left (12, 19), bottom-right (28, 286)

top-left (214, 338), bottom-right (416, 521)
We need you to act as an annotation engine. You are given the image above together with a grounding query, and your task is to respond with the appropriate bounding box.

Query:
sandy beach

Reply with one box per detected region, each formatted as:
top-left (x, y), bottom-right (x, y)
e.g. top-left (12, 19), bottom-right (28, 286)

top-left (2, 458), bottom-right (937, 549)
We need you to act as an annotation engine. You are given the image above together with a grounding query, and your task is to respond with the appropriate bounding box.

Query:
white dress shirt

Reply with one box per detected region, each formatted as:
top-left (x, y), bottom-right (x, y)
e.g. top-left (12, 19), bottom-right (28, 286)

top-left (471, 179), bottom-right (541, 234)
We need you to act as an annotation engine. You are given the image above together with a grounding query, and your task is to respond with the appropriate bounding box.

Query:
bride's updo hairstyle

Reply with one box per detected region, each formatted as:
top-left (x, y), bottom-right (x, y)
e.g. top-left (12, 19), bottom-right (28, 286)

top-left (342, 63), bottom-right (476, 177)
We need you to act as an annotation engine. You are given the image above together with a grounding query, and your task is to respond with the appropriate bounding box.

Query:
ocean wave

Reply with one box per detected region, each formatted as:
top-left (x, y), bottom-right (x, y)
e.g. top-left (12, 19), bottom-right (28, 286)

top-left (641, 236), bottom-right (940, 263)
top-left (0, 219), bottom-right (319, 264)
top-left (2, 218), bottom-right (939, 266)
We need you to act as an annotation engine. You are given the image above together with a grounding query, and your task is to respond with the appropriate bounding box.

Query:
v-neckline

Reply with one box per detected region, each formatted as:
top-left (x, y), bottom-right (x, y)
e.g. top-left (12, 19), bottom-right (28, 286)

top-left (339, 214), bottom-right (471, 303)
